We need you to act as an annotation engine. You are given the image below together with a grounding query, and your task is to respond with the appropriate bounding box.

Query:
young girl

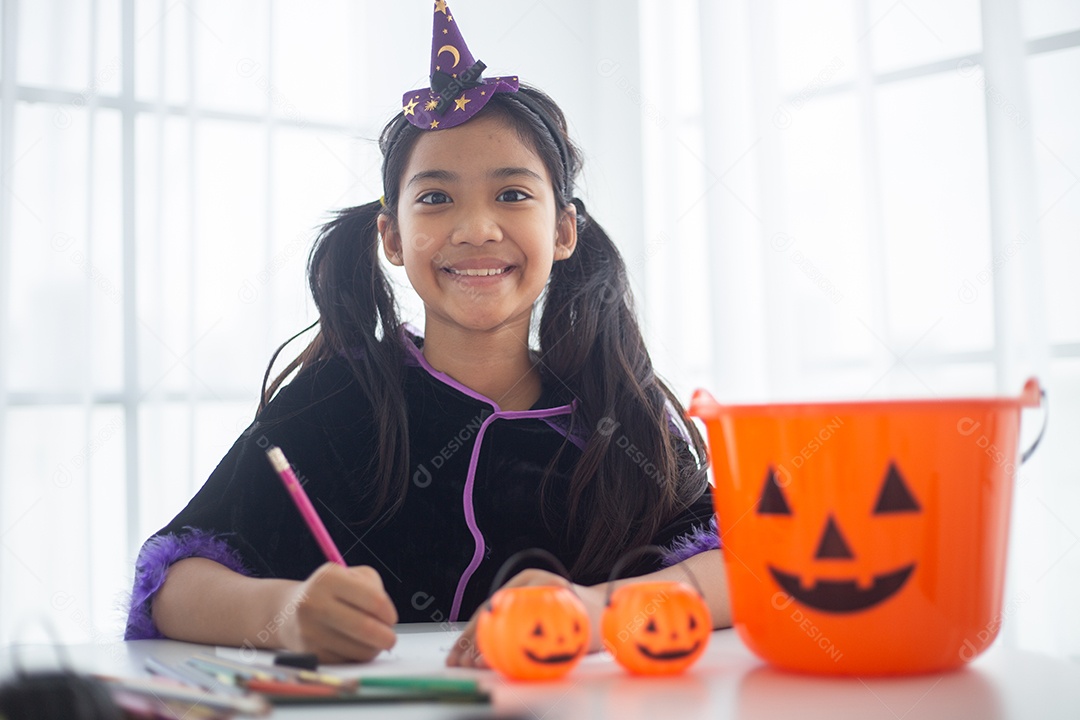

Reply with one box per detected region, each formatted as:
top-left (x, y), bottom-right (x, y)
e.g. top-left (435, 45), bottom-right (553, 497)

top-left (126, 1), bottom-right (728, 665)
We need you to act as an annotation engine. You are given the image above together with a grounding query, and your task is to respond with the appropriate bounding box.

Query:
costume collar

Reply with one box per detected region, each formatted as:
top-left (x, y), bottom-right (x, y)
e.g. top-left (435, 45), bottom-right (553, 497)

top-left (402, 325), bottom-right (575, 415)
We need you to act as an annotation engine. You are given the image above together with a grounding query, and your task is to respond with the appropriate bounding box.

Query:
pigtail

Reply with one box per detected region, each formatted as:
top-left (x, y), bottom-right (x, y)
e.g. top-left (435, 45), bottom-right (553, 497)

top-left (260, 200), bottom-right (411, 526)
top-left (540, 199), bottom-right (709, 580)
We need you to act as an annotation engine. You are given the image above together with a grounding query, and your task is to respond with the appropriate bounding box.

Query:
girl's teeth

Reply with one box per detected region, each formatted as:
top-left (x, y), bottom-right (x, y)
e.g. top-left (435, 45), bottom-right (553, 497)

top-left (447, 267), bottom-right (510, 276)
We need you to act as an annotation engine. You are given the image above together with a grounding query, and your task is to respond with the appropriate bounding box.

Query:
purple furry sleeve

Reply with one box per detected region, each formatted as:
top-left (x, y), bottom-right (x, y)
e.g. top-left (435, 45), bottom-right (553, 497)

top-left (124, 528), bottom-right (252, 640)
top-left (660, 516), bottom-right (720, 567)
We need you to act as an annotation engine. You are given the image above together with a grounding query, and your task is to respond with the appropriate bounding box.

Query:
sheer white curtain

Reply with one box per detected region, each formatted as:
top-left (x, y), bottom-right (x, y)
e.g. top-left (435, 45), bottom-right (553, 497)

top-left (638, 0), bottom-right (1080, 660)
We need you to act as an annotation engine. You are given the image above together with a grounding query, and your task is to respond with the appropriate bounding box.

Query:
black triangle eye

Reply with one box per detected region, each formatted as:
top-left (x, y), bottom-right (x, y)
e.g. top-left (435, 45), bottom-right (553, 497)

top-left (688, 615), bottom-right (697, 630)
top-left (758, 466), bottom-right (792, 515)
top-left (645, 619), bottom-right (657, 633)
top-left (532, 622), bottom-right (544, 637)
top-left (873, 461), bottom-right (921, 514)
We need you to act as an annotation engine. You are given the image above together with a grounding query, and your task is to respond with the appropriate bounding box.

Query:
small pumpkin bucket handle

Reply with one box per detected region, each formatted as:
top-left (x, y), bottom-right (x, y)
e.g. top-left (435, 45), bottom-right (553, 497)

top-left (1019, 377), bottom-right (1047, 465)
top-left (485, 548), bottom-right (577, 611)
top-left (603, 545), bottom-right (708, 607)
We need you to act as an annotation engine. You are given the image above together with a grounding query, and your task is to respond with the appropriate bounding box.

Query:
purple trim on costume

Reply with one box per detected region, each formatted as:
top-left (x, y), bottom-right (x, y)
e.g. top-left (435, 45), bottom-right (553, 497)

top-left (124, 528), bottom-right (251, 641)
top-left (402, 330), bottom-right (502, 410)
top-left (401, 330), bottom-right (578, 425)
top-left (400, 326), bottom-right (582, 621)
top-left (448, 401), bottom-right (579, 622)
top-left (660, 516), bottom-right (720, 568)
top-left (668, 407), bottom-right (693, 445)
top-left (541, 416), bottom-right (588, 451)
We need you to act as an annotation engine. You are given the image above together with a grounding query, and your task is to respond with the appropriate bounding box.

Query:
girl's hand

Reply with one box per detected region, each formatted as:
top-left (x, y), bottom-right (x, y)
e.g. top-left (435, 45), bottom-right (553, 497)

top-left (445, 568), bottom-right (605, 668)
top-left (275, 562), bottom-right (398, 663)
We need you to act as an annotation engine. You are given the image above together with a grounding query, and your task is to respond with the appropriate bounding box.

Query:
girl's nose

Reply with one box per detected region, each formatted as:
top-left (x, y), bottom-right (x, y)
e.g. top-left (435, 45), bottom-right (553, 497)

top-left (450, 210), bottom-right (503, 245)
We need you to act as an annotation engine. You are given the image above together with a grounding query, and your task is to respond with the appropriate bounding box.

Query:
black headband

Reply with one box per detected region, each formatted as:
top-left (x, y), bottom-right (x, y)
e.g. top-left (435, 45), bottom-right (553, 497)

top-left (513, 91), bottom-right (573, 199)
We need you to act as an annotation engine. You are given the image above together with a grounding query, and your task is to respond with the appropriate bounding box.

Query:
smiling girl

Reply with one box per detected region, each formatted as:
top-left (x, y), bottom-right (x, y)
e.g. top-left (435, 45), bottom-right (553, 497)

top-left (126, 2), bottom-right (729, 664)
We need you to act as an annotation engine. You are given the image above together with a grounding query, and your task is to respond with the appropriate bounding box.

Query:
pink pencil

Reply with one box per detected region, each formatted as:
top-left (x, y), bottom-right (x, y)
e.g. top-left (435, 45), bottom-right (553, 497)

top-left (265, 446), bottom-right (347, 566)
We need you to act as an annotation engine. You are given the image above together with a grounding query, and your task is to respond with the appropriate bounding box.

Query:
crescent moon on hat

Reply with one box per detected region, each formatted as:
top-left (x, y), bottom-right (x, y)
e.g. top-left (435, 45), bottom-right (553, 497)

top-left (437, 44), bottom-right (461, 68)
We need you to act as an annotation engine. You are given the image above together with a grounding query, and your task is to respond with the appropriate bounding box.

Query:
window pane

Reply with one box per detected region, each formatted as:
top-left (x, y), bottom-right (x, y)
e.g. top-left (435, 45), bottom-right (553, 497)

top-left (269, 128), bottom-right (364, 342)
top-left (876, 71), bottom-right (993, 360)
top-left (91, 110), bottom-right (124, 394)
top-left (1023, 0), bottom-right (1080, 40)
top-left (804, 360), bottom-right (996, 399)
top-left (136, 114), bottom-right (193, 397)
top-left (868, 0), bottom-right (981, 74)
top-left (95, 0), bottom-right (122, 97)
top-left (84, 406), bottom-right (128, 641)
top-left (274, 0), bottom-right (358, 125)
top-left (1029, 47), bottom-right (1080, 345)
top-left (135, 0), bottom-right (190, 105)
top-left (138, 402), bottom-right (193, 540)
top-left (192, 1), bottom-right (268, 114)
top-left (192, 120), bottom-right (267, 394)
top-left (9, 105), bottom-right (90, 394)
top-left (775, 0), bottom-right (857, 95)
top-left (780, 92), bottom-right (873, 367)
top-left (18, 0), bottom-right (91, 91)
top-left (1008, 357), bottom-right (1080, 656)
top-left (2, 407), bottom-right (87, 642)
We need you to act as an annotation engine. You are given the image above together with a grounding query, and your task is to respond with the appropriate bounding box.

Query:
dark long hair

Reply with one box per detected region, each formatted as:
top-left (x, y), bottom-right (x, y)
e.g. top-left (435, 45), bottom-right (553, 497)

top-left (261, 86), bottom-right (709, 579)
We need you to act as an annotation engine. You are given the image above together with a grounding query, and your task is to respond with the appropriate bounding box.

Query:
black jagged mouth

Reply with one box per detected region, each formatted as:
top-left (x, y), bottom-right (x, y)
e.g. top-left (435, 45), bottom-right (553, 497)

top-left (635, 640), bottom-right (702, 661)
top-left (769, 564), bottom-right (916, 613)
top-left (524, 646), bottom-right (584, 664)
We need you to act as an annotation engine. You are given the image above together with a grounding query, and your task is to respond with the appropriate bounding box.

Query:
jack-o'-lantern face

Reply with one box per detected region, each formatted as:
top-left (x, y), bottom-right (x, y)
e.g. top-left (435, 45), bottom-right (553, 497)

top-left (760, 460), bottom-right (921, 613)
top-left (601, 581), bottom-right (711, 675)
top-left (477, 585), bottom-right (590, 681)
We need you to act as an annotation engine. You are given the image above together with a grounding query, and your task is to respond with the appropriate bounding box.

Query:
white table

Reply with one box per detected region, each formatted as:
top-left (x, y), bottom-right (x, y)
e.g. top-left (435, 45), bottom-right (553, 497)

top-left (3, 624), bottom-right (1079, 718)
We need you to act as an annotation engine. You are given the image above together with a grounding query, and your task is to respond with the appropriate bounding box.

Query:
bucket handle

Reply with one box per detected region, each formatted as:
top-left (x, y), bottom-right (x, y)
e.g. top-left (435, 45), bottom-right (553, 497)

top-left (1019, 377), bottom-right (1047, 465)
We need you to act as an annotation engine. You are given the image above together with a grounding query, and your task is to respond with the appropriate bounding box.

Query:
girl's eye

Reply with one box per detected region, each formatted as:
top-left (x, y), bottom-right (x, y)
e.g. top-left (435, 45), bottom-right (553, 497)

top-left (419, 192), bottom-right (451, 205)
top-left (498, 189), bottom-right (529, 202)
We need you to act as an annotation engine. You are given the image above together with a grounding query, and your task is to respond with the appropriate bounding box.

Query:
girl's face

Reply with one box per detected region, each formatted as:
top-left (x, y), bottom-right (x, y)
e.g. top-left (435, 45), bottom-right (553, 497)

top-left (378, 114), bottom-right (576, 337)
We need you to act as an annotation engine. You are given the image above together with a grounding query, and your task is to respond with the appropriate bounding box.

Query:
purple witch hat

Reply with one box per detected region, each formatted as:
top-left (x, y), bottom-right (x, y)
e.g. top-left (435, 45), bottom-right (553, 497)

top-left (401, 0), bottom-right (520, 131)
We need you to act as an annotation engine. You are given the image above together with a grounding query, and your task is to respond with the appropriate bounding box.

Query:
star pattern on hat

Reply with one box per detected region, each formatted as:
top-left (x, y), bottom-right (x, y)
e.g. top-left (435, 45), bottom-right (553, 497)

top-left (400, 0), bottom-right (520, 131)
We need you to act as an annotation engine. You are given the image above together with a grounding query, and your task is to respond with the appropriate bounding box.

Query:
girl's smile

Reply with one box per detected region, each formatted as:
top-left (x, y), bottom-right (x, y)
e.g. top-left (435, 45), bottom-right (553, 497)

top-left (440, 257), bottom-right (517, 284)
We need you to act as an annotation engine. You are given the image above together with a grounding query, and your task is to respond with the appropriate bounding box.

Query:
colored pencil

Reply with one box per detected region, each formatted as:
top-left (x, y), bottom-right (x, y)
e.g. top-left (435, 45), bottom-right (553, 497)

top-left (265, 446), bottom-right (346, 566)
top-left (96, 674), bottom-right (271, 715)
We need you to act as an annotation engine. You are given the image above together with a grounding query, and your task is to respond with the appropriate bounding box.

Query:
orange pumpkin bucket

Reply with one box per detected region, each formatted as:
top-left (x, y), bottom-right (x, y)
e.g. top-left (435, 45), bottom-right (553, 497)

top-left (476, 549), bottom-right (590, 681)
top-left (600, 546), bottom-right (712, 675)
top-left (689, 378), bottom-right (1045, 675)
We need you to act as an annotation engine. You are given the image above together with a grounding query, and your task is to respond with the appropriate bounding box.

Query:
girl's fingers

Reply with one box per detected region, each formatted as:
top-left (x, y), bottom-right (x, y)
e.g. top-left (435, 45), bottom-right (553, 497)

top-left (286, 563), bottom-right (399, 661)
top-left (446, 620), bottom-right (480, 666)
top-left (326, 602), bottom-right (398, 652)
top-left (313, 624), bottom-right (385, 663)
top-left (301, 599), bottom-right (395, 661)
top-left (323, 564), bottom-right (398, 626)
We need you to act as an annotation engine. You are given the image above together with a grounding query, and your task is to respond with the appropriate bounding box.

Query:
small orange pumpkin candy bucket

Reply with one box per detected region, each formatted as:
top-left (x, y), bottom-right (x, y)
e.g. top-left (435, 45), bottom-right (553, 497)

top-left (689, 378), bottom-right (1045, 675)
top-left (476, 549), bottom-right (590, 681)
top-left (600, 545), bottom-right (712, 675)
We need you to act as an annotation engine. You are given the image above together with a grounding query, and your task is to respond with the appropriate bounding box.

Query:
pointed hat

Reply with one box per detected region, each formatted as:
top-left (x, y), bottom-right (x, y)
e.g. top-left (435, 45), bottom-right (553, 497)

top-left (400, 0), bottom-right (520, 131)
